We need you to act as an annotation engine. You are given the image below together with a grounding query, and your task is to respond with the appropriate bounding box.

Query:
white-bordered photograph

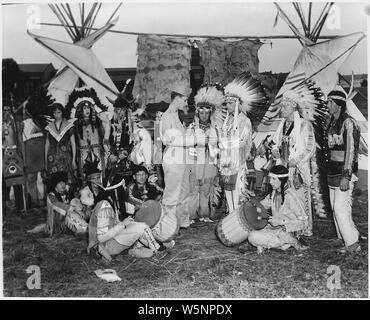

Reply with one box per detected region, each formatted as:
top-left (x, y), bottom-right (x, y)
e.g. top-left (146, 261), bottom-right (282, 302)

top-left (1, 1), bottom-right (368, 299)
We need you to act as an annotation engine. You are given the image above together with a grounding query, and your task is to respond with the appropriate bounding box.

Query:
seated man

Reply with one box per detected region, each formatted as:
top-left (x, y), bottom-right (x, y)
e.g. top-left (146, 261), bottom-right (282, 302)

top-left (88, 197), bottom-right (162, 263)
top-left (126, 165), bottom-right (163, 213)
top-left (245, 165), bottom-right (309, 254)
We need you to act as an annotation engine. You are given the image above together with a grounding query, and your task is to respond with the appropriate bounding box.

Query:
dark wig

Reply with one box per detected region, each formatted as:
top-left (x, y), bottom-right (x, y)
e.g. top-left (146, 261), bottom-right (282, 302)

top-left (50, 103), bottom-right (66, 118)
top-left (270, 165), bottom-right (289, 204)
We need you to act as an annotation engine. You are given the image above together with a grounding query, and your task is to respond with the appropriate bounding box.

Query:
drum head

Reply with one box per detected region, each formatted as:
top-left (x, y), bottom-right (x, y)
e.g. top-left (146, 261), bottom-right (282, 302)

top-left (134, 200), bottom-right (162, 228)
top-left (241, 198), bottom-right (269, 230)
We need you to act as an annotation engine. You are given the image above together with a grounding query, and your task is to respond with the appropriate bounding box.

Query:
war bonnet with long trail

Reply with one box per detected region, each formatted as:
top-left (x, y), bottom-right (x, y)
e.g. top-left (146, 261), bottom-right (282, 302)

top-left (281, 80), bottom-right (329, 150)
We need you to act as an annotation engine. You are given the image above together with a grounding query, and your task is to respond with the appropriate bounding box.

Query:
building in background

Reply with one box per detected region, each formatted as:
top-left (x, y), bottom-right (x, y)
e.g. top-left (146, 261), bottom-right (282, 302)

top-left (18, 63), bottom-right (56, 100)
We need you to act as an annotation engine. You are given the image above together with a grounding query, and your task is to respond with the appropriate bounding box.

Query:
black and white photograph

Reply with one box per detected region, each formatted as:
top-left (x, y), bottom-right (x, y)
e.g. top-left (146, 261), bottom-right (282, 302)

top-left (1, 1), bottom-right (368, 300)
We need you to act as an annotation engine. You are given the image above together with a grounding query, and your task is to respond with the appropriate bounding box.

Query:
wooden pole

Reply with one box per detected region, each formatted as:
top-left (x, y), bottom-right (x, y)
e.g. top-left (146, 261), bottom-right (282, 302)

top-left (54, 4), bottom-right (78, 40)
top-left (293, 3), bottom-right (308, 36)
top-left (86, 3), bottom-right (102, 37)
top-left (48, 4), bottom-right (75, 41)
top-left (274, 3), bottom-right (312, 45)
top-left (81, 2), bottom-right (98, 33)
top-left (313, 2), bottom-right (334, 42)
top-left (63, 3), bottom-right (82, 40)
top-left (308, 2), bottom-right (312, 33)
top-left (38, 22), bottom-right (341, 40)
top-left (106, 2), bottom-right (122, 25)
top-left (311, 2), bottom-right (329, 39)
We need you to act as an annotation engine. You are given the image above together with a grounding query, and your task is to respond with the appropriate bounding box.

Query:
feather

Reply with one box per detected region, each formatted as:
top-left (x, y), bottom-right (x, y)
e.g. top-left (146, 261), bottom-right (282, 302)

top-left (224, 72), bottom-right (269, 125)
top-left (194, 84), bottom-right (225, 110)
top-left (310, 151), bottom-right (332, 217)
top-left (310, 153), bottom-right (326, 217)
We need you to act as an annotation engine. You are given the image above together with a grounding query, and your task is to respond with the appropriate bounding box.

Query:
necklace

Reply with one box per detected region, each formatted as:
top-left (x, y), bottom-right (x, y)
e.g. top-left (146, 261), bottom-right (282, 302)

top-left (54, 120), bottom-right (63, 133)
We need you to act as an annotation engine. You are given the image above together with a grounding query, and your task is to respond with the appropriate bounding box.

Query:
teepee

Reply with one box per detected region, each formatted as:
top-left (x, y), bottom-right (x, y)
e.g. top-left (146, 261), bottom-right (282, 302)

top-left (255, 2), bottom-right (367, 187)
top-left (28, 3), bottom-right (122, 110)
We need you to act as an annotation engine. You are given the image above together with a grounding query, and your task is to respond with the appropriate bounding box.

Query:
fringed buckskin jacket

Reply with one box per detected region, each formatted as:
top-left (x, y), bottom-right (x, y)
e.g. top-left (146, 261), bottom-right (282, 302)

top-left (260, 186), bottom-right (309, 234)
top-left (327, 113), bottom-right (360, 185)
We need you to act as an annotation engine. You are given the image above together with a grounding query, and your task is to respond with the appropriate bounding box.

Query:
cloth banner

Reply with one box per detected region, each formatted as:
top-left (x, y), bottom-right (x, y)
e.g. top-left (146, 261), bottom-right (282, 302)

top-left (22, 118), bottom-right (45, 173)
top-left (198, 38), bottom-right (263, 84)
top-left (133, 35), bottom-right (192, 106)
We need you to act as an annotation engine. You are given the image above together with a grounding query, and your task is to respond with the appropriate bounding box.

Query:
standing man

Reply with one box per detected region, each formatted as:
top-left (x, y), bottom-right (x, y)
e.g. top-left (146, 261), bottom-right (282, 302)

top-left (106, 96), bottom-right (132, 216)
top-left (326, 90), bottom-right (361, 253)
top-left (269, 82), bottom-right (330, 236)
top-left (188, 84), bottom-right (224, 222)
top-left (210, 73), bottom-right (268, 213)
top-left (159, 84), bottom-right (196, 228)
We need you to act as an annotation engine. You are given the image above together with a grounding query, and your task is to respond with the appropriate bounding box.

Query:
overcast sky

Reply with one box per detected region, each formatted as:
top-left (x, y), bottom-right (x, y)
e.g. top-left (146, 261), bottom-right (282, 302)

top-left (1, 1), bottom-right (368, 74)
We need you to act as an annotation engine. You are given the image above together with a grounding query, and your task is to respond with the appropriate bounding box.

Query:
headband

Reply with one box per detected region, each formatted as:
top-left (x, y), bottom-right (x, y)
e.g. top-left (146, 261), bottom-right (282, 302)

top-left (225, 96), bottom-right (239, 102)
top-left (74, 97), bottom-right (95, 108)
top-left (328, 95), bottom-right (346, 102)
top-left (268, 173), bottom-right (289, 178)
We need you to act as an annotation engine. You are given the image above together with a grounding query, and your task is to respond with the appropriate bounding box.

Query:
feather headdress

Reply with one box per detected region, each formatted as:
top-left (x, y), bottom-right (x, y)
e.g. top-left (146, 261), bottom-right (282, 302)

top-left (280, 81), bottom-right (329, 148)
top-left (224, 72), bottom-right (269, 124)
top-left (106, 78), bottom-right (135, 109)
top-left (281, 81), bottom-right (331, 220)
top-left (65, 86), bottom-right (107, 119)
top-left (194, 83), bottom-right (224, 111)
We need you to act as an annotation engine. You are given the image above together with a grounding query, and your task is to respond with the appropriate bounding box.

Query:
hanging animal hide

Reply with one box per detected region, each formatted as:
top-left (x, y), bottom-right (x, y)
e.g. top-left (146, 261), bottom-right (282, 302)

top-left (133, 35), bottom-right (192, 106)
top-left (198, 38), bottom-right (263, 84)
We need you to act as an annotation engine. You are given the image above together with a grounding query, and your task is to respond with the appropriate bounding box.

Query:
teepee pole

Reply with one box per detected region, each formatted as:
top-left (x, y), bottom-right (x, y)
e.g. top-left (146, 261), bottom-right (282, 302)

top-left (87, 3), bottom-right (102, 36)
top-left (308, 3), bottom-right (312, 33)
top-left (55, 4), bottom-right (78, 40)
top-left (106, 2), bottom-right (122, 25)
top-left (49, 4), bottom-right (75, 41)
top-left (310, 2), bottom-right (329, 39)
top-left (274, 3), bottom-right (311, 45)
top-left (313, 2), bottom-right (334, 42)
top-left (78, 3), bottom-right (84, 37)
top-left (293, 3), bottom-right (307, 36)
top-left (84, 3), bottom-right (98, 28)
top-left (65, 3), bottom-right (81, 39)
top-left (297, 3), bottom-right (309, 36)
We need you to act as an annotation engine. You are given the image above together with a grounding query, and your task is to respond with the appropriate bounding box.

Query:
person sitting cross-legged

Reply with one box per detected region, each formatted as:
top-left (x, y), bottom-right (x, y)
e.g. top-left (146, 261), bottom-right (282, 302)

top-left (244, 165), bottom-right (309, 254)
top-left (87, 195), bottom-right (162, 263)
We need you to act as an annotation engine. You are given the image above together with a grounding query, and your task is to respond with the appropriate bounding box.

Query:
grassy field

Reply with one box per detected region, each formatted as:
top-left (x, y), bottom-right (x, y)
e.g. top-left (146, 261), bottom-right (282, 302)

top-left (2, 189), bottom-right (368, 298)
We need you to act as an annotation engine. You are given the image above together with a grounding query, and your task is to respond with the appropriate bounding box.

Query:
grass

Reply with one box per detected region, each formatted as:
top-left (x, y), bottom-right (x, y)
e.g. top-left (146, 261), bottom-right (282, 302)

top-left (2, 190), bottom-right (368, 298)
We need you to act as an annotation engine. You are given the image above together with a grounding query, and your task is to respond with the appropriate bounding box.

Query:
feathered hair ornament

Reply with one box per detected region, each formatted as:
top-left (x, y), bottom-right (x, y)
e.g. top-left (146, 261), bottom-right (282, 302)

top-left (106, 79), bottom-right (135, 109)
top-left (26, 86), bottom-right (55, 129)
top-left (327, 72), bottom-right (357, 112)
top-left (280, 81), bottom-right (329, 148)
top-left (224, 72), bottom-right (269, 124)
top-left (83, 157), bottom-right (101, 178)
top-left (194, 83), bottom-right (224, 112)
